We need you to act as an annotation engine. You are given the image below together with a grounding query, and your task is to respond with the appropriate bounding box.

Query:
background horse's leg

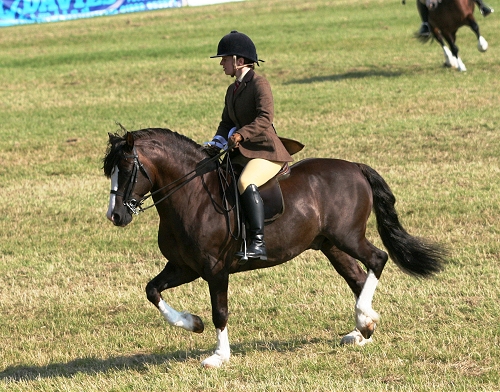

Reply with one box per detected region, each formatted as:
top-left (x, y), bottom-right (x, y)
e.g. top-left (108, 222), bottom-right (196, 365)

top-left (443, 31), bottom-right (466, 71)
top-left (321, 244), bottom-right (380, 345)
top-left (441, 45), bottom-right (459, 68)
top-left (431, 27), bottom-right (459, 68)
top-left (145, 261), bottom-right (204, 333)
top-left (467, 17), bottom-right (488, 52)
top-left (201, 272), bottom-right (231, 368)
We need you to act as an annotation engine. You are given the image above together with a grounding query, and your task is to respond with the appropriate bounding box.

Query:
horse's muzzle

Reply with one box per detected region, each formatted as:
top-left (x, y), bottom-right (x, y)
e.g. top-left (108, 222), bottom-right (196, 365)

top-left (109, 209), bottom-right (133, 227)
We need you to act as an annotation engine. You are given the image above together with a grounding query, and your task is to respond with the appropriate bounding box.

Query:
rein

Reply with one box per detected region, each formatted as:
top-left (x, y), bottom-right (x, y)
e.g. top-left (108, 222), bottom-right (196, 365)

top-left (117, 146), bottom-right (231, 215)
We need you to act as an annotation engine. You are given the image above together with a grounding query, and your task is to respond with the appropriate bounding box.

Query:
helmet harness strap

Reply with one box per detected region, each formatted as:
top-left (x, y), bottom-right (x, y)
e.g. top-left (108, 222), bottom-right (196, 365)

top-left (232, 55), bottom-right (254, 77)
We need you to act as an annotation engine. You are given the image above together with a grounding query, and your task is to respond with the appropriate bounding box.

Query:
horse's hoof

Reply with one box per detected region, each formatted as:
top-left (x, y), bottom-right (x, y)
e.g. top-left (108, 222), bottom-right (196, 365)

top-left (201, 353), bottom-right (230, 368)
top-left (480, 6), bottom-right (493, 17)
top-left (478, 36), bottom-right (488, 52)
top-left (190, 314), bottom-right (205, 333)
top-left (340, 329), bottom-right (373, 346)
top-left (456, 58), bottom-right (467, 72)
top-left (355, 307), bottom-right (379, 339)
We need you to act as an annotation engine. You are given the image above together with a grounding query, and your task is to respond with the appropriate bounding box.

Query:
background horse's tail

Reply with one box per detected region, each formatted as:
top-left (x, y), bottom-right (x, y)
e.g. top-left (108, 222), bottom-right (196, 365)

top-left (358, 164), bottom-right (446, 278)
top-left (416, 33), bottom-right (433, 44)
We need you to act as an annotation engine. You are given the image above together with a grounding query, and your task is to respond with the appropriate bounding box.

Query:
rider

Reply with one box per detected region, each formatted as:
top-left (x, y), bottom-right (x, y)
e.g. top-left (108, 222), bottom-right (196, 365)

top-left (205, 31), bottom-right (293, 262)
top-left (416, 0), bottom-right (494, 37)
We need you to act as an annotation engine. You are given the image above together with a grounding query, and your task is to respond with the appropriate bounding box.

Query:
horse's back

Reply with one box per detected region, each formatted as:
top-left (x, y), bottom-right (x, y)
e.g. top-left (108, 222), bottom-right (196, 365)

top-left (286, 157), bottom-right (366, 185)
top-left (280, 157), bottom-right (372, 212)
top-left (260, 157), bottom-right (374, 262)
top-left (431, 0), bottom-right (474, 30)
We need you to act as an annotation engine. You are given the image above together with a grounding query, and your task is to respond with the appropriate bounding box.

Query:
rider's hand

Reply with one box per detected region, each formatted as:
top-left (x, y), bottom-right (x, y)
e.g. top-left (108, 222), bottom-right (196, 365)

top-left (229, 132), bottom-right (243, 149)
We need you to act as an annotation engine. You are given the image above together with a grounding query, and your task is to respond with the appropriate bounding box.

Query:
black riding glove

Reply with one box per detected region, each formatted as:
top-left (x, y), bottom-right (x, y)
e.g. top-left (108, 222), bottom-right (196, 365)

top-left (203, 145), bottom-right (220, 158)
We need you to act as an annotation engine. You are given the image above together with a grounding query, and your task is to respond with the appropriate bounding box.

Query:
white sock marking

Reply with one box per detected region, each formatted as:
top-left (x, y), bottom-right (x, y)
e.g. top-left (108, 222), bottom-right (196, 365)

top-left (158, 299), bottom-right (195, 331)
top-left (201, 327), bottom-right (231, 368)
top-left (355, 270), bottom-right (380, 328)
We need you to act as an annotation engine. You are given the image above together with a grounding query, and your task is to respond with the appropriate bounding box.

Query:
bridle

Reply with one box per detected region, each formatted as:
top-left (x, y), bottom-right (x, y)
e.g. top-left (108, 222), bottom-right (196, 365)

top-left (111, 147), bottom-right (153, 215)
top-left (113, 145), bottom-right (230, 215)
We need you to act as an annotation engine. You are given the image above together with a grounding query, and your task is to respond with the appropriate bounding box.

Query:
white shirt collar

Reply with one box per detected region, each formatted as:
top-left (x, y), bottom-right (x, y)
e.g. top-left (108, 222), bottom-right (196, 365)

top-left (236, 66), bottom-right (251, 83)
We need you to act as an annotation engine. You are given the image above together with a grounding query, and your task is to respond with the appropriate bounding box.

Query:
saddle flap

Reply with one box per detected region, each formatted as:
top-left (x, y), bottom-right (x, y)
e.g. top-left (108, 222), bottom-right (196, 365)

top-left (260, 178), bottom-right (284, 223)
top-left (221, 161), bottom-right (287, 224)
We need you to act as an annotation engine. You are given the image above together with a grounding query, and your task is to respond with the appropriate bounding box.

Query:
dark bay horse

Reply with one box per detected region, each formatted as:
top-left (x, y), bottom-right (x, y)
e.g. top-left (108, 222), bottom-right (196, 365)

top-left (410, 0), bottom-right (490, 71)
top-left (103, 128), bottom-right (445, 368)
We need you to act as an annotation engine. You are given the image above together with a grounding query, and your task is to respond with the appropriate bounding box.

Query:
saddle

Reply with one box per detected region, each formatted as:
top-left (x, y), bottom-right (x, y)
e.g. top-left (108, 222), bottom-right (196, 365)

top-left (229, 162), bottom-right (290, 223)
top-left (235, 136), bottom-right (303, 223)
top-left (260, 163), bottom-right (290, 223)
top-left (218, 136), bottom-right (303, 224)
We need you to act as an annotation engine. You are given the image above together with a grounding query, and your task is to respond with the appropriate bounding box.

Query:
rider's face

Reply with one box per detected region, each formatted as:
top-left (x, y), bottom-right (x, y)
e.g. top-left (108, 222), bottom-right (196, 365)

top-left (220, 56), bottom-right (234, 76)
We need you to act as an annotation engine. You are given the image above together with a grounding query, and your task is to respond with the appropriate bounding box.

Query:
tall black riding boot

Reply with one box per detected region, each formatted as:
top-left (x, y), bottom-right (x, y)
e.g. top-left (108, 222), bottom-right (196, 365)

top-left (416, 0), bottom-right (431, 37)
top-left (235, 184), bottom-right (267, 262)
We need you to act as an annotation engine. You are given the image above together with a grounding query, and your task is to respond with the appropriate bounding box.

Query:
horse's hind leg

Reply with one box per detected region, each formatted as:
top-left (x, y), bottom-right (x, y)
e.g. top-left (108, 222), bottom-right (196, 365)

top-left (321, 244), bottom-right (382, 345)
top-left (145, 261), bottom-right (204, 333)
top-left (468, 17), bottom-right (488, 52)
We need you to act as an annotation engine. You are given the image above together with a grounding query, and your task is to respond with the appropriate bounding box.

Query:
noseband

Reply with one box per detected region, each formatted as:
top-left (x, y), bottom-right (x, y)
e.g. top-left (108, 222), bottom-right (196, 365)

top-left (112, 147), bottom-right (153, 215)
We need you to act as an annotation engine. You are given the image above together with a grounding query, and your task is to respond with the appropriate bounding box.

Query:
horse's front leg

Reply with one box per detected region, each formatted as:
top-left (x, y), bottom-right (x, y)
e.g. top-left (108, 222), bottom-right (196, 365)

top-left (441, 44), bottom-right (458, 69)
top-left (468, 18), bottom-right (488, 52)
top-left (443, 32), bottom-right (466, 71)
top-left (146, 261), bottom-right (204, 333)
top-left (432, 29), bottom-right (459, 69)
top-left (201, 272), bottom-right (231, 368)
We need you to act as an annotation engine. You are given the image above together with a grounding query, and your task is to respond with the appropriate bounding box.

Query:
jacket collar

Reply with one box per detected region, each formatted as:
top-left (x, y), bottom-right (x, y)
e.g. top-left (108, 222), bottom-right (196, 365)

top-left (232, 69), bottom-right (254, 100)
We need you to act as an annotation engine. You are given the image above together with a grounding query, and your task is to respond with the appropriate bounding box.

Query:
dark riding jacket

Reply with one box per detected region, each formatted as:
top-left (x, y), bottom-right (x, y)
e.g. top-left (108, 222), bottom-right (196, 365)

top-left (215, 69), bottom-right (293, 163)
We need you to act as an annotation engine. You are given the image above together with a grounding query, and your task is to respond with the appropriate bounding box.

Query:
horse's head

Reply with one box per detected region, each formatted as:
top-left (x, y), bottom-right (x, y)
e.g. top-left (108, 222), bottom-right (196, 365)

top-left (103, 131), bottom-right (154, 227)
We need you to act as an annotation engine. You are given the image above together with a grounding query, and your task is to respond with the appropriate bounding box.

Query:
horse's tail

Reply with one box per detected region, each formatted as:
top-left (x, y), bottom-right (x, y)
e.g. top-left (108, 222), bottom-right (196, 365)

top-left (357, 163), bottom-right (446, 278)
top-left (415, 33), bottom-right (433, 44)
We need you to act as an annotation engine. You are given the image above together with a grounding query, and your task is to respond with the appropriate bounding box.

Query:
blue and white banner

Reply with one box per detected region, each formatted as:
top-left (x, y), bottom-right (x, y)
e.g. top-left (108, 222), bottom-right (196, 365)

top-left (0, 0), bottom-right (183, 27)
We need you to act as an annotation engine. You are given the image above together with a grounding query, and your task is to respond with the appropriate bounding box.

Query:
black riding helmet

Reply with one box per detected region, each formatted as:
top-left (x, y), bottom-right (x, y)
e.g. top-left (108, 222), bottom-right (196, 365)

top-left (210, 31), bottom-right (264, 65)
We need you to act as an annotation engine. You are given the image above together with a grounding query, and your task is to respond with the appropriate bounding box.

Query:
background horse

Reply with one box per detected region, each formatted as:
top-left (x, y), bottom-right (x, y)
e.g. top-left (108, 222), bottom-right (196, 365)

top-left (103, 128), bottom-right (446, 368)
top-left (412, 0), bottom-right (489, 71)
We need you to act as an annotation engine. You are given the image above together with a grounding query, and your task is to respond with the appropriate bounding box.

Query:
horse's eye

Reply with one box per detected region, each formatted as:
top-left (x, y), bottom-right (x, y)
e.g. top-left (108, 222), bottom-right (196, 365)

top-left (119, 168), bottom-right (132, 176)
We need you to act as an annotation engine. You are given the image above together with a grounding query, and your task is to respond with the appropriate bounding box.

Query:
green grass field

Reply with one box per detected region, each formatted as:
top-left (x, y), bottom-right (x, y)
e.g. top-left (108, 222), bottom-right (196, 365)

top-left (1, 0), bottom-right (499, 390)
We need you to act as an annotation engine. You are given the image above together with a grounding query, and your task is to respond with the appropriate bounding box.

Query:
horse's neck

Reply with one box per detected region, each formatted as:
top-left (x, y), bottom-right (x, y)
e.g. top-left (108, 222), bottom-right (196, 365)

top-left (153, 152), bottom-right (219, 208)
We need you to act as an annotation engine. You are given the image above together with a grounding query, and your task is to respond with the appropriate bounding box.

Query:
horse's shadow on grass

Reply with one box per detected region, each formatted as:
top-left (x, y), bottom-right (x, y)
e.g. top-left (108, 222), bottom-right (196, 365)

top-left (285, 69), bottom-right (403, 84)
top-left (0, 336), bottom-right (344, 381)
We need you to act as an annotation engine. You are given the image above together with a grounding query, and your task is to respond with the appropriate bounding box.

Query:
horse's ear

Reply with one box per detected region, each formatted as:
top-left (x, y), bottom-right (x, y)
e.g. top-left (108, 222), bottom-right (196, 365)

top-left (125, 132), bottom-right (135, 148)
top-left (108, 132), bottom-right (119, 144)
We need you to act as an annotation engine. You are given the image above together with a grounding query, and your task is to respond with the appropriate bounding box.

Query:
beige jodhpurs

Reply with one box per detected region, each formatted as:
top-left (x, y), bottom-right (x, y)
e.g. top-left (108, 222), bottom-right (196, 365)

top-left (237, 158), bottom-right (283, 194)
